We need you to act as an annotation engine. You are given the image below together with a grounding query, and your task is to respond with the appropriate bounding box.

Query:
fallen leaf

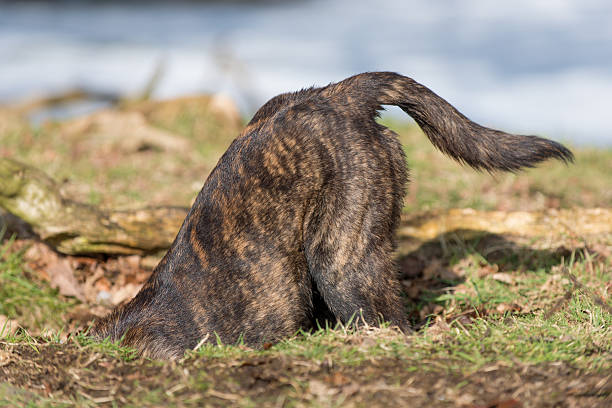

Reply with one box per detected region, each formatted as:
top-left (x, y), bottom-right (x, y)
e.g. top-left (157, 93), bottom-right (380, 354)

top-left (24, 242), bottom-right (59, 281)
top-left (451, 257), bottom-right (476, 276)
top-left (117, 255), bottom-right (141, 274)
top-left (325, 372), bottom-right (350, 387)
top-left (340, 382), bottom-right (360, 397)
top-left (453, 392), bottom-right (475, 406)
top-left (47, 259), bottom-right (86, 302)
top-left (477, 263), bottom-right (499, 278)
top-left (401, 280), bottom-right (421, 299)
top-left (540, 274), bottom-right (563, 292)
top-left (495, 303), bottom-right (522, 314)
top-left (419, 303), bottom-right (445, 320)
top-left (95, 277), bottom-right (112, 292)
top-left (490, 273), bottom-right (514, 285)
top-left (590, 243), bottom-right (611, 259)
top-left (308, 379), bottom-right (338, 398)
top-left (453, 283), bottom-right (476, 296)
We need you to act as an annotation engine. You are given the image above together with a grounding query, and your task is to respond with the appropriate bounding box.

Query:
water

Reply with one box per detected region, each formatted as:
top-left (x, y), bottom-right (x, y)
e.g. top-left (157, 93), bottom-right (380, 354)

top-left (1, 0), bottom-right (611, 145)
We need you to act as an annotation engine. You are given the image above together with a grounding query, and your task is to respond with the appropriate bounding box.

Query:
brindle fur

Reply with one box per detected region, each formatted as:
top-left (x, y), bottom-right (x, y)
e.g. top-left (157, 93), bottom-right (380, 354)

top-left (92, 72), bottom-right (573, 359)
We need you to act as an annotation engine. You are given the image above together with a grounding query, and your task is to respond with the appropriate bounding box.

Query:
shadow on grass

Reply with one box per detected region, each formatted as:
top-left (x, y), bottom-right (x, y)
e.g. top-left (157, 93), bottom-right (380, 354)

top-left (396, 229), bottom-right (585, 326)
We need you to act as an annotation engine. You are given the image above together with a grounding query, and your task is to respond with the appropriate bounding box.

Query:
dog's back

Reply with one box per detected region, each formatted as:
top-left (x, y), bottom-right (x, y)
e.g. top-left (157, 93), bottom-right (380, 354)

top-left (92, 72), bottom-right (572, 359)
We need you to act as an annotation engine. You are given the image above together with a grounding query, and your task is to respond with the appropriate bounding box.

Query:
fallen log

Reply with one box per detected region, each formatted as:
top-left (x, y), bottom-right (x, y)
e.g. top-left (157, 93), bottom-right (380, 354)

top-left (397, 207), bottom-right (612, 254)
top-left (400, 207), bottom-right (612, 241)
top-left (0, 158), bottom-right (187, 255)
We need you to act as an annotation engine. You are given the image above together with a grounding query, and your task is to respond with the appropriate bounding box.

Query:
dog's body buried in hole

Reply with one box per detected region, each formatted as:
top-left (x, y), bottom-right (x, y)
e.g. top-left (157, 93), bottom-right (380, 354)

top-left (91, 71), bottom-right (573, 359)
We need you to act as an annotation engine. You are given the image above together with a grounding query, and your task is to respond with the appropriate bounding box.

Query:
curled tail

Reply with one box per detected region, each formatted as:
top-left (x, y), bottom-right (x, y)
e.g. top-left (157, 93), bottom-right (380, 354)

top-left (333, 72), bottom-right (574, 172)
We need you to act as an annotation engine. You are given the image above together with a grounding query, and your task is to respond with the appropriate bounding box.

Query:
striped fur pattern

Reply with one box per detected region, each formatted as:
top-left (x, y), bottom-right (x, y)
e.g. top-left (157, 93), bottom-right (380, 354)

top-left (92, 72), bottom-right (573, 359)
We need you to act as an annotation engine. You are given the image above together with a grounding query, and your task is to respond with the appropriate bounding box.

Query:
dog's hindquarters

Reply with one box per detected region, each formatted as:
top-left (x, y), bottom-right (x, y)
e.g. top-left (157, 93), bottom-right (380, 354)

top-left (304, 72), bottom-right (573, 331)
top-left (297, 110), bottom-right (410, 330)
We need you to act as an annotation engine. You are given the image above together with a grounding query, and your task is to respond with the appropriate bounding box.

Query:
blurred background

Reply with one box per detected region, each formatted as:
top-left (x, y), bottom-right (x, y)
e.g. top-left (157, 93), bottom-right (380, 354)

top-left (1, 0), bottom-right (611, 145)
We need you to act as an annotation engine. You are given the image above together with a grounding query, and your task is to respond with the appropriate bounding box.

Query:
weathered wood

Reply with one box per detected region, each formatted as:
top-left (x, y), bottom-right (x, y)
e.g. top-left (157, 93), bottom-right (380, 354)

top-left (0, 158), bottom-right (187, 255)
top-left (400, 207), bottom-right (612, 240)
top-left (398, 207), bottom-right (612, 254)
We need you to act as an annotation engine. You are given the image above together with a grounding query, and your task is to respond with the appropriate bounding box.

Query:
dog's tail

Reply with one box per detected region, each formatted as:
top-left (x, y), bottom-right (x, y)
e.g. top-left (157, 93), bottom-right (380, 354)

top-left (335, 72), bottom-right (573, 172)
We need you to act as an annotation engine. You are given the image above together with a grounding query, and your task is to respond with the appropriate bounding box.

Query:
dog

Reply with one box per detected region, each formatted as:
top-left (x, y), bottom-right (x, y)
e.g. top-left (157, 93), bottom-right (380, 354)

top-left (92, 72), bottom-right (573, 359)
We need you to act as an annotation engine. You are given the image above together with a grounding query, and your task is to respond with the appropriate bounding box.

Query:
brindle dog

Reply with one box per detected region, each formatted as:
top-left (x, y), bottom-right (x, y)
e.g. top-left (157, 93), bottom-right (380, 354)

top-left (92, 72), bottom-right (573, 359)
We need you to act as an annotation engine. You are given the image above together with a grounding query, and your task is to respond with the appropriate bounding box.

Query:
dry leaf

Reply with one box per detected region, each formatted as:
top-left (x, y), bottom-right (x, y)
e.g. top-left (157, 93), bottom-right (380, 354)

top-left (540, 274), bottom-right (560, 292)
top-left (24, 242), bottom-right (59, 281)
top-left (590, 243), bottom-right (611, 259)
top-left (453, 283), bottom-right (476, 296)
top-left (117, 255), bottom-right (141, 274)
top-left (451, 257), bottom-right (476, 276)
top-left (95, 277), bottom-right (112, 292)
top-left (453, 392), bottom-right (475, 406)
top-left (495, 303), bottom-right (522, 314)
top-left (477, 263), bottom-right (499, 278)
top-left (401, 280), bottom-right (421, 299)
top-left (340, 382), bottom-right (360, 397)
top-left (325, 372), bottom-right (350, 387)
top-left (308, 379), bottom-right (338, 398)
top-left (47, 259), bottom-right (86, 302)
top-left (490, 273), bottom-right (514, 285)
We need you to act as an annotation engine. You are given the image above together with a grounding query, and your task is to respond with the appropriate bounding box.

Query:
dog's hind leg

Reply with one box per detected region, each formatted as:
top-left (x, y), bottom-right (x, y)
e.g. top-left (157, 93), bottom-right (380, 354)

top-left (304, 225), bottom-right (408, 330)
top-left (302, 136), bottom-right (409, 331)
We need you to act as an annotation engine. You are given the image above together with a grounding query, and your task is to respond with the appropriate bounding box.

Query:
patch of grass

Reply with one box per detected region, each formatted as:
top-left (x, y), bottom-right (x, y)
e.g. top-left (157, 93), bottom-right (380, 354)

top-left (188, 324), bottom-right (410, 366)
top-left (0, 238), bottom-right (75, 332)
top-left (73, 332), bottom-right (141, 362)
top-left (412, 248), bottom-right (612, 372)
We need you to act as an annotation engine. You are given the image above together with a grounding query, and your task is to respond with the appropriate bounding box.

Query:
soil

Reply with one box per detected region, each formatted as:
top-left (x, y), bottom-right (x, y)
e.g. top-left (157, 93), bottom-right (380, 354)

top-left (1, 342), bottom-right (610, 407)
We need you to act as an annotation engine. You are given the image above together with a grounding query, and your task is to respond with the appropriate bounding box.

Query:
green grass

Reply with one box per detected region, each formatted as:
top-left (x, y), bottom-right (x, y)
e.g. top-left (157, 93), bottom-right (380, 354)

top-left (0, 238), bottom-right (75, 333)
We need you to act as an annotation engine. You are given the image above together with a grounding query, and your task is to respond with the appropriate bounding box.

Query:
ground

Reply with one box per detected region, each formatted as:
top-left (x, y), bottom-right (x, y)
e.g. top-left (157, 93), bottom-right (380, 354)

top-left (0, 100), bottom-right (611, 407)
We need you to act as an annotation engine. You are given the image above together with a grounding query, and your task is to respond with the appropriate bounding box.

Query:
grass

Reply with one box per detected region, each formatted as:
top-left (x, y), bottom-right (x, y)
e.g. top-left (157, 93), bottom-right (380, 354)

top-left (0, 238), bottom-right (75, 333)
top-left (1, 103), bottom-right (611, 406)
